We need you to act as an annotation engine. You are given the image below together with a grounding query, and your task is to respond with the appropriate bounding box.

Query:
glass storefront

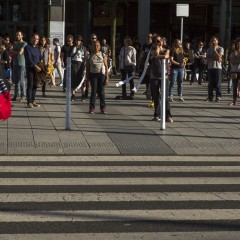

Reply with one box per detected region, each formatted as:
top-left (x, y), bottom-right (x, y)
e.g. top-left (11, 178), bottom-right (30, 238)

top-left (0, 0), bottom-right (48, 41)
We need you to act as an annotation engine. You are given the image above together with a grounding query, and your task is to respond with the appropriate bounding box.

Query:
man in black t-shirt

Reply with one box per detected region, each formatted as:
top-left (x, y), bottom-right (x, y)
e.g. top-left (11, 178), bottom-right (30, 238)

top-left (61, 35), bottom-right (74, 91)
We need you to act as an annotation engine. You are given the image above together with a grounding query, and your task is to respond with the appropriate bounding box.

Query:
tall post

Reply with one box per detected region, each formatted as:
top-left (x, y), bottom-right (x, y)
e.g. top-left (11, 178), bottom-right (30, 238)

top-left (138, 0), bottom-right (150, 46)
top-left (219, 0), bottom-right (232, 62)
top-left (176, 4), bottom-right (189, 44)
top-left (65, 57), bottom-right (71, 131)
top-left (161, 59), bottom-right (166, 130)
top-left (180, 17), bottom-right (183, 43)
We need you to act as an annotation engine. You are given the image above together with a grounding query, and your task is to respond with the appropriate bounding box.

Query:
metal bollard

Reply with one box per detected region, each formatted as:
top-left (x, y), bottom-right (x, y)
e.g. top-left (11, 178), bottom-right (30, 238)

top-left (160, 59), bottom-right (166, 130)
top-left (65, 57), bottom-right (71, 130)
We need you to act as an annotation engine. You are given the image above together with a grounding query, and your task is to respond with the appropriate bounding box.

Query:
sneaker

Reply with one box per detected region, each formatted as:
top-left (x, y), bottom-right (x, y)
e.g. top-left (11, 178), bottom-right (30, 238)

top-left (89, 108), bottom-right (95, 114)
top-left (169, 97), bottom-right (174, 102)
top-left (148, 101), bottom-right (154, 108)
top-left (152, 116), bottom-right (161, 122)
top-left (228, 102), bottom-right (236, 106)
top-left (179, 97), bottom-right (184, 102)
top-left (42, 92), bottom-right (47, 97)
top-left (27, 103), bottom-right (34, 108)
top-left (11, 96), bottom-right (17, 101)
top-left (59, 83), bottom-right (63, 87)
top-left (71, 95), bottom-right (76, 101)
top-left (205, 98), bottom-right (213, 102)
top-left (101, 108), bottom-right (107, 114)
top-left (216, 97), bottom-right (221, 102)
top-left (32, 102), bottom-right (40, 107)
top-left (167, 116), bottom-right (174, 123)
top-left (19, 98), bottom-right (26, 103)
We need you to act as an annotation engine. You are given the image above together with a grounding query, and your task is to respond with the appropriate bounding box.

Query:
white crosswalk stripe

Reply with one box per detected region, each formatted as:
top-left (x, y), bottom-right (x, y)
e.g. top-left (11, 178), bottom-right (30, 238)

top-left (0, 156), bottom-right (240, 239)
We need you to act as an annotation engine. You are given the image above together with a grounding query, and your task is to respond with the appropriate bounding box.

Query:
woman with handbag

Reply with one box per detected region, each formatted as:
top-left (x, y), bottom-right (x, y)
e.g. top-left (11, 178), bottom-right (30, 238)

top-left (39, 37), bottom-right (55, 97)
top-left (0, 78), bottom-right (11, 121)
top-left (88, 40), bottom-right (108, 114)
top-left (229, 39), bottom-right (240, 106)
top-left (118, 36), bottom-right (136, 100)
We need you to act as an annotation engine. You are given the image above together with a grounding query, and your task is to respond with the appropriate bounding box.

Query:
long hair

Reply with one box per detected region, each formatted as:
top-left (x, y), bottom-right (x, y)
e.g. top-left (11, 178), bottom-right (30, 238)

top-left (172, 39), bottom-right (183, 54)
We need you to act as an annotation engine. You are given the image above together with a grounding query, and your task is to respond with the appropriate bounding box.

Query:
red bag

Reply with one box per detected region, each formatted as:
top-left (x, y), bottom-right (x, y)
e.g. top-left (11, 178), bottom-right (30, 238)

top-left (0, 90), bottom-right (11, 121)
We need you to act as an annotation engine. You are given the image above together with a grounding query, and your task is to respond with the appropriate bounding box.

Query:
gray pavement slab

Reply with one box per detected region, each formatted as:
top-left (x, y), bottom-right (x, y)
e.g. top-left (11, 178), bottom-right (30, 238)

top-left (1, 77), bottom-right (240, 155)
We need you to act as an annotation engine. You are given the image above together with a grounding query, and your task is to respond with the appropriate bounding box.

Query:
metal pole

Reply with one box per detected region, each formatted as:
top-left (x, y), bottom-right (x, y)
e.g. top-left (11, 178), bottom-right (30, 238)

top-left (160, 59), bottom-right (166, 130)
top-left (62, 0), bottom-right (65, 45)
top-left (180, 17), bottom-right (183, 43)
top-left (65, 57), bottom-right (71, 130)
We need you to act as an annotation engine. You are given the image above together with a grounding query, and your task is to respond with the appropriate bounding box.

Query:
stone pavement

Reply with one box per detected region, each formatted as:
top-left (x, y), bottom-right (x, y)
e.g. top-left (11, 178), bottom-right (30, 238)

top-left (1, 77), bottom-right (240, 156)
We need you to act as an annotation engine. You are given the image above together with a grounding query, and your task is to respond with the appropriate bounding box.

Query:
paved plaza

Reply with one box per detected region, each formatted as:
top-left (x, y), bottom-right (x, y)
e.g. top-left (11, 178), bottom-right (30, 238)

top-left (1, 77), bottom-right (239, 156)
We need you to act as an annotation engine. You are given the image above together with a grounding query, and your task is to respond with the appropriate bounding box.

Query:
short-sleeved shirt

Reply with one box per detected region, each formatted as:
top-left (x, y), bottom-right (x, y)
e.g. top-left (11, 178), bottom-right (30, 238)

top-left (207, 46), bottom-right (224, 69)
top-left (194, 48), bottom-right (206, 65)
top-left (170, 50), bottom-right (184, 69)
top-left (90, 52), bottom-right (106, 73)
top-left (54, 44), bottom-right (61, 62)
top-left (13, 41), bottom-right (27, 66)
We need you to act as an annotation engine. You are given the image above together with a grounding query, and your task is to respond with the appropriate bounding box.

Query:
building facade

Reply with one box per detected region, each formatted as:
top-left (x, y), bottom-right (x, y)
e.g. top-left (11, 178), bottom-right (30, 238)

top-left (0, 0), bottom-right (239, 46)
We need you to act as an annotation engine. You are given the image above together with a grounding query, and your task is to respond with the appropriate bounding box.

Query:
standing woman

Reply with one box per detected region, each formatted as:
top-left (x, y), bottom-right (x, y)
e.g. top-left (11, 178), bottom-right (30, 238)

top-left (149, 35), bottom-right (173, 123)
top-left (39, 37), bottom-right (55, 97)
top-left (88, 40), bottom-right (109, 114)
top-left (229, 39), bottom-right (240, 106)
top-left (168, 39), bottom-right (186, 102)
top-left (71, 35), bottom-right (87, 101)
top-left (118, 36), bottom-right (136, 100)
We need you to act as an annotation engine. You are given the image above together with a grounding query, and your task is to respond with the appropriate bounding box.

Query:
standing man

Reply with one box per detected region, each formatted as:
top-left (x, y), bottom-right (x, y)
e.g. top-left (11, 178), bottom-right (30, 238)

top-left (53, 38), bottom-right (63, 86)
top-left (61, 34), bottom-right (74, 91)
top-left (206, 36), bottom-right (224, 102)
top-left (139, 33), bottom-right (152, 101)
top-left (24, 33), bottom-right (42, 108)
top-left (12, 31), bottom-right (27, 102)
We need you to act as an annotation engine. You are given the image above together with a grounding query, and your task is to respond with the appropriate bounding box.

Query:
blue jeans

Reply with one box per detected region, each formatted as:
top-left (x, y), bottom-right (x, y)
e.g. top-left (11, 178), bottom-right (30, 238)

top-left (12, 65), bottom-right (26, 98)
top-left (207, 68), bottom-right (222, 99)
top-left (169, 67), bottom-right (184, 97)
top-left (89, 72), bottom-right (106, 110)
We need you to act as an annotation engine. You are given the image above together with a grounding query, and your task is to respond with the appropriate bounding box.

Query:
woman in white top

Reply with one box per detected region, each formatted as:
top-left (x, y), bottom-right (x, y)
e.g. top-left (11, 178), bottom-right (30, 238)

top-left (88, 40), bottom-right (108, 114)
top-left (71, 35), bottom-right (87, 101)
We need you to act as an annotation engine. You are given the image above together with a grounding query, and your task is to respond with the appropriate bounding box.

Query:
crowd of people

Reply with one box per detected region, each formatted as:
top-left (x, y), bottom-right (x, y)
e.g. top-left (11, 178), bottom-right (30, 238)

top-left (0, 31), bottom-right (240, 122)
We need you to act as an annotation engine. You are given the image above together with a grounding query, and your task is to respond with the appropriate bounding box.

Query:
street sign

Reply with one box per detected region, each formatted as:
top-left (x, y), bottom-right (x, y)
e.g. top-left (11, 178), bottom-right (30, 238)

top-left (176, 4), bottom-right (189, 43)
top-left (176, 4), bottom-right (189, 17)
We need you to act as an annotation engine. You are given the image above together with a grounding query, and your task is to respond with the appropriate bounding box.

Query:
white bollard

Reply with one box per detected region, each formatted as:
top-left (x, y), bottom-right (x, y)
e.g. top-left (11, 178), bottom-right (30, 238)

top-left (160, 59), bottom-right (166, 130)
top-left (65, 57), bottom-right (71, 130)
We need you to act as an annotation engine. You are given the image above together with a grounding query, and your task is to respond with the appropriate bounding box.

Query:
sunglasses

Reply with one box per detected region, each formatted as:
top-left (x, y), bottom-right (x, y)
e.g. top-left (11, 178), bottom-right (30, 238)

top-left (91, 37), bottom-right (97, 40)
top-left (156, 39), bottom-right (162, 43)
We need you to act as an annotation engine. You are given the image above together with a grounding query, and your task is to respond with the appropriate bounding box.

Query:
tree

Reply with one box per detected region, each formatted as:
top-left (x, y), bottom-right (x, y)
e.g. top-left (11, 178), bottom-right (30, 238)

top-left (100, 0), bottom-right (129, 76)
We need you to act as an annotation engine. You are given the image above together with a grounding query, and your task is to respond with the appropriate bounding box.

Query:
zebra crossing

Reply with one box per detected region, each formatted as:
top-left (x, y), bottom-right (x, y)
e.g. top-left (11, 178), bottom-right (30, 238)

top-left (0, 156), bottom-right (240, 239)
